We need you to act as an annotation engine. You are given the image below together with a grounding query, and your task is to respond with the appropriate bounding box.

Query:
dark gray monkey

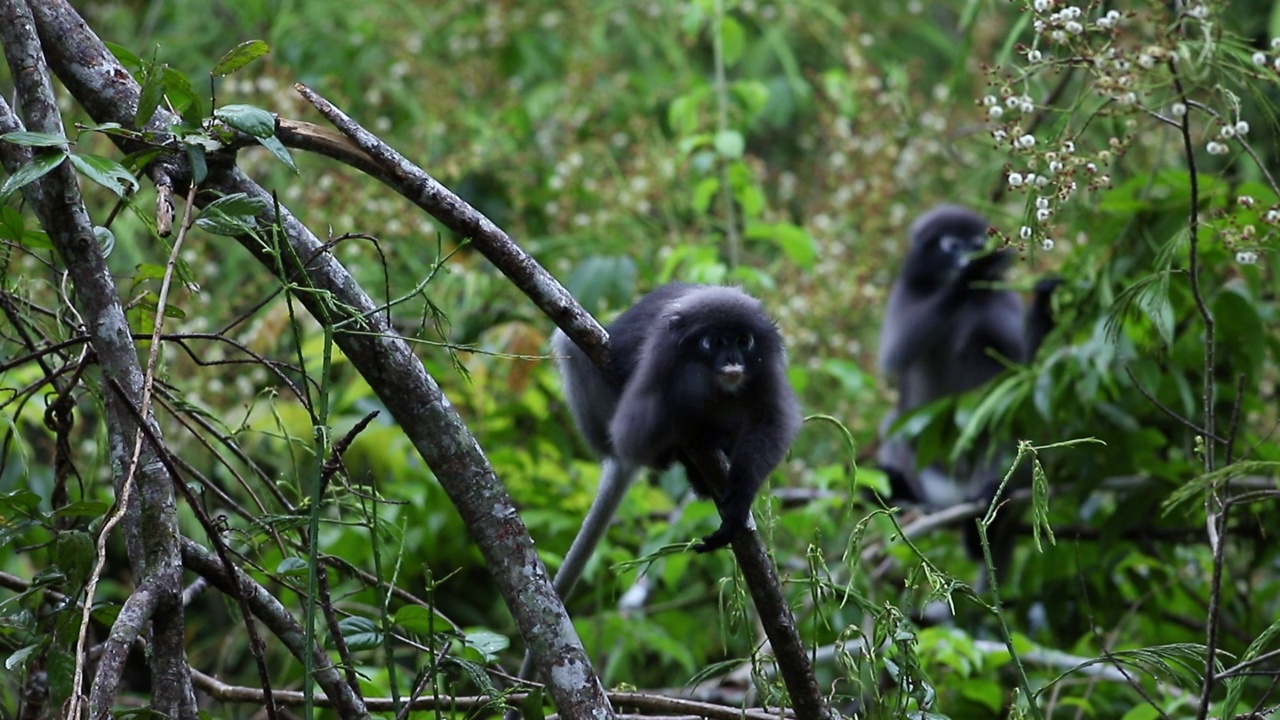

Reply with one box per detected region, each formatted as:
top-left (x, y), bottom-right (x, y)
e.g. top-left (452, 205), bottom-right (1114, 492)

top-left (515, 283), bottom-right (802, 689)
top-left (551, 282), bottom-right (802, 596)
top-left (878, 205), bottom-right (1056, 567)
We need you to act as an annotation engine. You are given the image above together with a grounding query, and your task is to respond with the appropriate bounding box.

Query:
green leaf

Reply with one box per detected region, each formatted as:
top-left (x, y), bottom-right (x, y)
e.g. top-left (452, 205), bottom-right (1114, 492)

top-left (337, 616), bottom-right (383, 651)
top-left (256, 134), bottom-right (298, 172)
top-left (719, 16), bottom-right (745, 67)
top-left (0, 150), bottom-right (67, 200)
top-left (713, 129), bottom-right (744, 159)
top-left (54, 530), bottom-right (95, 589)
top-left (136, 62), bottom-right (167, 128)
top-left (204, 193), bottom-right (270, 216)
top-left (1, 131), bottom-right (69, 147)
top-left (68, 154), bottom-right (140, 197)
top-left (214, 104), bottom-right (276, 139)
top-left (0, 205), bottom-right (24, 242)
top-left (746, 221), bottom-right (818, 268)
top-left (691, 177), bottom-right (720, 214)
top-left (394, 604), bottom-right (453, 635)
top-left (185, 143), bottom-right (208, 185)
top-left (161, 66), bottom-right (202, 120)
top-left (4, 644), bottom-right (40, 671)
top-left (276, 557), bottom-right (309, 576)
top-left (94, 226), bottom-right (116, 257)
top-left (463, 630), bottom-right (509, 663)
top-left (104, 41), bottom-right (144, 73)
top-left (134, 263), bottom-right (169, 282)
top-left (212, 40), bottom-right (270, 76)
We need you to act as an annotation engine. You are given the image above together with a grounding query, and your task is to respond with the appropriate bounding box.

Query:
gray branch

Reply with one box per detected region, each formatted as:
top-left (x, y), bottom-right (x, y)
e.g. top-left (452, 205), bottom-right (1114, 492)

top-left (0, 3), bottom-right (194, 718)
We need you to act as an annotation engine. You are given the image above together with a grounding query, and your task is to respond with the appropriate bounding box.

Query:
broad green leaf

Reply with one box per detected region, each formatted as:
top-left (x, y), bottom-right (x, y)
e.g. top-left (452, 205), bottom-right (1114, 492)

top-left (4, 645), bottom-right (40, 671)
top-left (68, 154), bottom-right (140, 197)
top-left (463, 630), bottom-right (509, 663)
top-left (337, 616), bottom-right (382, 651)
top-left (276, 557), bottom-right (309, 576)
top-left (215, 104), bottom-right (275, 139)
top-left (713, 129), bottom-right (744, 159)
top-left (161, 66), bottom-right (202, 120)
top-left (719, 16), bottom-right (745, 67)
top-left (0, 150), bottom-right (67, 200)
top-left (212, 40), bottom-right (270, 76)
top-left (185, 143), bottom-right (208, 185)
top-left (136, 62), bottom-right (166, 127)
top-left (394, 604), bottom-right (453, 635)
top-left (0, 205), bottom-right (24, 242)
top-left (1, 131), bottom-right (69, 147)
top-left (256, 134), bottom-right (297, 172)
top-left (54, 530), bottom-right (95, 589)
top-left (94, 226), bottom-right (116, 257)
top-left (104, 41), bottom-right (143, 73)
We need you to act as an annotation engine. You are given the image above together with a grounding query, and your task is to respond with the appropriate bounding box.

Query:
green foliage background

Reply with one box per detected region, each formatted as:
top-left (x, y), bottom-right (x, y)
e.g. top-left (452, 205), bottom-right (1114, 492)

top-left (2, 0), bottom-right (1279, 718)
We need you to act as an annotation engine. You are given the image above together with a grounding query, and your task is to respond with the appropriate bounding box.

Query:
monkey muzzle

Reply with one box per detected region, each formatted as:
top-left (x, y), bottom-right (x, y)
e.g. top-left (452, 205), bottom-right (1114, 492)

top-left (716, 363), bottom-right (746, 392)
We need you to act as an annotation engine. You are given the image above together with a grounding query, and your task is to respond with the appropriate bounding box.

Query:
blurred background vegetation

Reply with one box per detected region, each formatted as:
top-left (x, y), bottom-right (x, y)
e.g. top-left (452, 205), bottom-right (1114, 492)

top-left (3, 0), bottom-right (1280, 717)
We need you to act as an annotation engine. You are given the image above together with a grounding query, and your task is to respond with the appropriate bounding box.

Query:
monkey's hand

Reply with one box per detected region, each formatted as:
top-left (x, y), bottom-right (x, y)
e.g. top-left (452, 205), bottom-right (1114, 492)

top-left (693, 520), bottom-right (742, 553)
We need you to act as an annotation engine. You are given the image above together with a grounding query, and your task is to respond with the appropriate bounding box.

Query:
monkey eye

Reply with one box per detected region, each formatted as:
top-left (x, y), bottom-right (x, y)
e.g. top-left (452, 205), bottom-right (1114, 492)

top-left (738, 333), bottom-right (755, 351)
top-left (938, 234), bottom-right (965, 254)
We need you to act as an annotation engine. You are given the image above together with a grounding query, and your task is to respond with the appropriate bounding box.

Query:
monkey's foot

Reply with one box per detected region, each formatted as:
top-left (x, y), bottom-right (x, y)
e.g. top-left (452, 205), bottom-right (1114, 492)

top-left (693, 524), bottom-right (739, 553)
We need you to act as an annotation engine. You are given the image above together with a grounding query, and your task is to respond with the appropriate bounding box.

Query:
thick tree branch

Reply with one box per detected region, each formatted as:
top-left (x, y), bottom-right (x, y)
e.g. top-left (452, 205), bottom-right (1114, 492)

top-left (29, 2), bottom-right (610, 718)
top-left (0, 3), bottom-right (194, 718)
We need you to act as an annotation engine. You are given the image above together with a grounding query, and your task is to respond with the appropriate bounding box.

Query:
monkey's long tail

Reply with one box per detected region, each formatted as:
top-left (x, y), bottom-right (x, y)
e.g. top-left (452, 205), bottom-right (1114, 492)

top-left (512, 459), bottom-right (639, 693)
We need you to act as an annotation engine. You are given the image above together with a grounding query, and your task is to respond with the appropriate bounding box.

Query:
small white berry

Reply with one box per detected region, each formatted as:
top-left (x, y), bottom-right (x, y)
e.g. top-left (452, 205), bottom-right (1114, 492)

top-left (1266, 209), bottom-right (1280, 223)
top-left (1065, 20), bottom-right (1084, 34)
top-left (1036, 196), bottom-right (1050, 209)
top-left (1206, 141), bottom-right (1229, 155)
top-left (1086, 162), bottom-right (1098, 173)
top-left (983, 94), bottom-right (998, 106)
top-left (1017, 134), bottom-right (1037, 149)
top-left (1048, 160), bottom-right (1064, 174)
top-left (993, 128), bottom-right (1009, 142)
top-left (1254, 52), bottom-right (1268, 66)
top-left (1221, 125), bottom-right (1236, 139)
top-left (1041, 238), bottom-right (1055, 251)
top-left (1105, 9), bottom-right (1121, 23)
top-left (1034, 0), bottom-right (1052, 12)
top-left (1008, 172), bottom-right (1025, 187)
top-left (1239, 195), bottom-right (1256, 207)
top-left (1020, 100), bottom-right (1035, 114)
top-left (1034, 175), bottom-right (1050, 187)
top-left (1028, 49), bottom-right (1043, 62)
top-left (1118, 91), bottom-right (1138, 105)
top-left (1272, 37), bottom-right (1280, 50)
top-left (1236, 250), bottom-right (1258, 264)
top-left (1235, 120), bottom-right (1250, 136)
top-left (1050, 29), bottom-right (1066, 42)
top-left (1138, 54), bottom-right (1156, 69)
top-left (1063, 141), bottom-right (1076, 152)
top-left (1171, 102), bottom-right (1187, 117)
top-left (1020, 225), bottom-right (1033, 240)
top-left (989, 105), bottom-right (1005, 119)
top-left (1036, 207), bottom-right (1052, 222)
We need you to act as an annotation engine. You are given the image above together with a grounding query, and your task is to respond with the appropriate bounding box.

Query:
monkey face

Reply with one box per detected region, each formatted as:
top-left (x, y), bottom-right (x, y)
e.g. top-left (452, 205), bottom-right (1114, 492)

top-left (695, 331), bottom-right (757, 393)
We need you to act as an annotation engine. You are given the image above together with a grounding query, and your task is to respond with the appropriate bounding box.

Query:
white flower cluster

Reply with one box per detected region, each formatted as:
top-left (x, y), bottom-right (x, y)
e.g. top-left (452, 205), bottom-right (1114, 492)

top-left (1031, 3), bottom-right (1117, 41)
top-left (1207, 120), bottom-right (1250, 155)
